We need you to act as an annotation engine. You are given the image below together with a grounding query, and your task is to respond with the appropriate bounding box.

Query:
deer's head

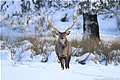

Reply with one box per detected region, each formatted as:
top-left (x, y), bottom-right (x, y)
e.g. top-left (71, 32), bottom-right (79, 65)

top-left (47, 15), bottom-right (78, 44)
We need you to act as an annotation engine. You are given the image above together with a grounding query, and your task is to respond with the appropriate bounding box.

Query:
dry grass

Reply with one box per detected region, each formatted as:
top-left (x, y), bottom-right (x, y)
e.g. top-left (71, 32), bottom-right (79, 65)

top-left (71, 38), bottom-right (101, 56)
top-left (110, 40), bottom-right (120, 50)
top-left (71, 39), bottom-right (120, 54)
top-left (29, 37), bottom-right (46, 55)
top-left (0, 35), bottom-right (9, 43)
top-left (70, 38), bottom-right (120, 65)
top-left (14, 35), bottom-right (55, 56)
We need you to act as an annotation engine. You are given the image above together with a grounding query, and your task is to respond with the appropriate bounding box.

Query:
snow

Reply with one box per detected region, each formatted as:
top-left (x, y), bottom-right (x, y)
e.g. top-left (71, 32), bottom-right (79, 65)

top-left (1, 1), bottom-right (22, 17)
top-left (1, 42), bottom-right (120, 80)
top-left (98, 15), bottom-right (120, 41)
top-left (1, 58), bottom-right (120, 80)
top-left (0, 1), bottom-right (120, 80)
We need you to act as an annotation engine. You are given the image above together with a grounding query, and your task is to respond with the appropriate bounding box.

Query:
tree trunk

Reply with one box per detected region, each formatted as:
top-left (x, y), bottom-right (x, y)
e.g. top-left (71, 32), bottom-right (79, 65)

top-left (82, 13), bottom-right (100, 41)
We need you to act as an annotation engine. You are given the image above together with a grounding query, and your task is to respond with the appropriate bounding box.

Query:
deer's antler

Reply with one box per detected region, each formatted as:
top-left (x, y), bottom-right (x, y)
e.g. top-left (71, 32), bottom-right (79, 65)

top-left (65, 15), bottom-right (78, 32)
top-left (47, 15), bottom-right (59, 32)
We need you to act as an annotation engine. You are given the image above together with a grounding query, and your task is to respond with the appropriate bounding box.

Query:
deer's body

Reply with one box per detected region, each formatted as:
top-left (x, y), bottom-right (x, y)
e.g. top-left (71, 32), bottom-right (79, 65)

top-left (56, 39), bottom-right (71, 57)
top-left (47, 15), bottom-right (78, 70)
top-left (55, 35), bottom-right (72, 69)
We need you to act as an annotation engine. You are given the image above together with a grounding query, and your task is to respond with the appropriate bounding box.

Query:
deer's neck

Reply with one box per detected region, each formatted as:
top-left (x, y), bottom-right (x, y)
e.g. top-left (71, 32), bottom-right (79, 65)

top-left (58, 39), bottom-right (68, 49)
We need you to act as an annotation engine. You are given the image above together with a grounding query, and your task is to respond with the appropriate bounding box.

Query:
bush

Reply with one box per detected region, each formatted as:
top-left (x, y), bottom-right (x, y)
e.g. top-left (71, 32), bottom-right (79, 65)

top-left (70, 39), bottom-right (120, 65)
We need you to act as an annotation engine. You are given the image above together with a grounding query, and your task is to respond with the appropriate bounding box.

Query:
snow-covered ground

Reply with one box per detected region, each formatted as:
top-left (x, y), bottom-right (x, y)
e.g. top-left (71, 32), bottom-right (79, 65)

top-left (1, 61), bottom-right (120, 80)
top-left (0, 39), bottom-right (120, 80)
top-left (1, 52), bottom-right (120, 80)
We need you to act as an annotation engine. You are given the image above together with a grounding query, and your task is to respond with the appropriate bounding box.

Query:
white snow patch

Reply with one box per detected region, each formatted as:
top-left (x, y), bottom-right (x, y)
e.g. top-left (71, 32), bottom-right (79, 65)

top-left (1, 60), bottom-right (120, 80)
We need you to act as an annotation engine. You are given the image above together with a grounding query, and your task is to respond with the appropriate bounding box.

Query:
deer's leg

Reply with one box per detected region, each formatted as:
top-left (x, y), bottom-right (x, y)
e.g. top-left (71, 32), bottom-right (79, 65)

top-left (65, 57), bottom-right (68, 69)
top-left (65, 55), bottom-right (71, 69)
top-left (65, 56), bottom-right (70, 69)
top-left (59, 57), bottom-right (64, 70)
top-left (67, 55), bottom-right (71, 69)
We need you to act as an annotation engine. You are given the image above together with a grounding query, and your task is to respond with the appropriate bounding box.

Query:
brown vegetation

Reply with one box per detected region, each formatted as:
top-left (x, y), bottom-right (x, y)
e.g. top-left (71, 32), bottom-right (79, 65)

top-left (70, 38), bottom-right (120, 65)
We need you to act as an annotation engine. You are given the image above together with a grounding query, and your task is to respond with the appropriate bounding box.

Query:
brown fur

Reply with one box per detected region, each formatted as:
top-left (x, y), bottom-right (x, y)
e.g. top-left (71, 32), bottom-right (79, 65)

top-left (55, 32), bottom-right (72, 70)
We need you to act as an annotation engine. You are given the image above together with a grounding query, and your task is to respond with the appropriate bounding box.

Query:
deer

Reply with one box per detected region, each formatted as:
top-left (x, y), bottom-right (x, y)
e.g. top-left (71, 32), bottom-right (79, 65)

top-left (47, 15), bottom-right (78, 70)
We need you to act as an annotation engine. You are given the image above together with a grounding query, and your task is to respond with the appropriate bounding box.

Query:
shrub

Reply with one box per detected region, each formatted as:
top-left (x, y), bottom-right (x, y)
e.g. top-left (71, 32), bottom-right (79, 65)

top-left (70, 39), bottom-right (120, 65)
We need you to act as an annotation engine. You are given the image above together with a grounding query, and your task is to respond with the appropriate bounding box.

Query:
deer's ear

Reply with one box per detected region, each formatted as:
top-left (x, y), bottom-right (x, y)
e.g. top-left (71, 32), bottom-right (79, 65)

top-left (52, 31), bottom-right (59, 35)
top-left (66, 31), bottom-right (71, 35)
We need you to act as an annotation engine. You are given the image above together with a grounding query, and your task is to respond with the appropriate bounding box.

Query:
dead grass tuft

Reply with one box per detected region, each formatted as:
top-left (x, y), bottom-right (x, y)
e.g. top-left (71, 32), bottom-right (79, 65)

top-left (71, 38), bottom-right (120, 65)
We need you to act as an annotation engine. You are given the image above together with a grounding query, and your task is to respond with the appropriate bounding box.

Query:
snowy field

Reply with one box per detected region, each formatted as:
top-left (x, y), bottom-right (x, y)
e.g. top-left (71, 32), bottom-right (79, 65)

top-left (1, 1), bottom-right (120, 80)
top-left (0, 39), bottom-right (120, 80)
top-left (1, 54), bottom-right (120, 80)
